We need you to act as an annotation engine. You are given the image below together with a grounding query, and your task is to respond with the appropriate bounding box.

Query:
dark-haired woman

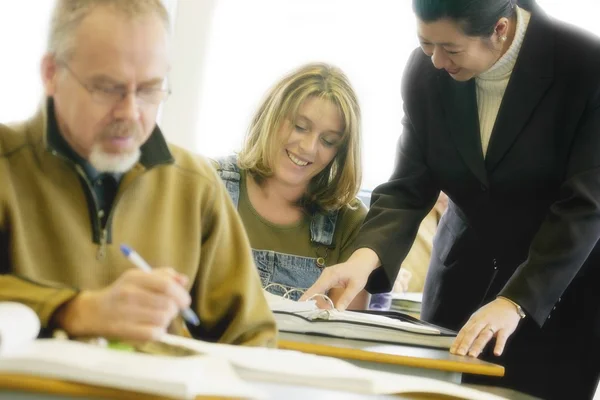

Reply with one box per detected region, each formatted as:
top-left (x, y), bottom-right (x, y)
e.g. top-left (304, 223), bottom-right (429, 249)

top-left (303, 1), bottom-right (600, 398)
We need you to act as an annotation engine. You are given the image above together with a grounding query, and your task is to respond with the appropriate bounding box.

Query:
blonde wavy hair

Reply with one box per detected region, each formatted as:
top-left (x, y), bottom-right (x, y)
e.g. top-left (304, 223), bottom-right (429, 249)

top-left (47, 0), bottom-right (170, 61)
top-left (238, 63), bottom-right (362, 213)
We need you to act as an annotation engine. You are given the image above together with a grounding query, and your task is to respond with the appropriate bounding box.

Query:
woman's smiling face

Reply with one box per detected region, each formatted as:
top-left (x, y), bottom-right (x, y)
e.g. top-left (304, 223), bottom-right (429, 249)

top-left (273, 96), bottom-right (344, 190)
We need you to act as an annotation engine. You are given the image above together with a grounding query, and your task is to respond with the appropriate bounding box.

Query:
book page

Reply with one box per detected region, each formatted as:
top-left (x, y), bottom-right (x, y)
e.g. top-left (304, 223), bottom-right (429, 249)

top-left (0, 302), bottom-right (40, 356)
top-left (263, 290), bottom-right (318, 313)
top-left (323, 310), bottom-right (440, 334)
top-left (263, 291), bottom-right (439, 334)
top-left (0, 339), bottom-right (264, 399)
top-left (159, 334), bottom-right (507, 399)
top-left (159, 334), bottom-right (374, 393)
top-left (391, 291), bottom-right (423, 303)
top-left (369, 371), bottom-right (509, 400)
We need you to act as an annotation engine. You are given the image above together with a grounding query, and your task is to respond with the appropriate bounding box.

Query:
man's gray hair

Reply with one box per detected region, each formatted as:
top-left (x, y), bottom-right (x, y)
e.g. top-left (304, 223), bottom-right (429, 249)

top-left (48, 0), bottom-right (170, 61)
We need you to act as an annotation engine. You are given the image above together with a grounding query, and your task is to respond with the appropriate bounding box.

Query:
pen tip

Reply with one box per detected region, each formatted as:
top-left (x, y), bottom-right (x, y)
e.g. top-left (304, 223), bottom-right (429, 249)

top-left (182, 308), bottom-right (201, 326)
top-left (119, 244), bottom-right (131, 256)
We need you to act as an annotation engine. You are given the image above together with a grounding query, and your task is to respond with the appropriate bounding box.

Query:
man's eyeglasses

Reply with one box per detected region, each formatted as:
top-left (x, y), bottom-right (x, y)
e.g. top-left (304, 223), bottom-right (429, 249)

top-left (59, 62), bottom-right (171, 106)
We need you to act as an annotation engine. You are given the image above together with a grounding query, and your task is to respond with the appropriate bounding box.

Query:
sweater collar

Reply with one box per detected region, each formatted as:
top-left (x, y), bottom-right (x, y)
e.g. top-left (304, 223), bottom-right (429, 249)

top-left (40, 98), bottom-right (175, 171)
top-left (478, 6), bottom-right (532, 81)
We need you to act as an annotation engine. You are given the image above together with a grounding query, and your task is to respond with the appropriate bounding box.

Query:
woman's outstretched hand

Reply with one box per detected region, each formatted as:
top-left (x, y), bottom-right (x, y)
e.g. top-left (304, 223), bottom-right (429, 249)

top-left (300, 248), bottom-right (381, 310)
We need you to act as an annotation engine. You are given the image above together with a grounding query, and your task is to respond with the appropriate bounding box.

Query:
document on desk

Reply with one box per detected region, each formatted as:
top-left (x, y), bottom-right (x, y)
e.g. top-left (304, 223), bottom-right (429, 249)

top-left (265, 291), bottom-right (456, 349)
top-left (0, 302), bottom-right (263, 399)
top-left (391, 291), bottom-right (423, 315)
top-left (0, 301), bottom-right (505, 400)
top-left (160, 333), bottom-right (510, 400)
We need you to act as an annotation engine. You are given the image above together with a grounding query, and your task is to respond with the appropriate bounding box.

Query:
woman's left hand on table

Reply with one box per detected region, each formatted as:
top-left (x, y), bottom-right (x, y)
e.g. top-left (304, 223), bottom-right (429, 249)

top-left (450, 298), bottom-right (522, 358)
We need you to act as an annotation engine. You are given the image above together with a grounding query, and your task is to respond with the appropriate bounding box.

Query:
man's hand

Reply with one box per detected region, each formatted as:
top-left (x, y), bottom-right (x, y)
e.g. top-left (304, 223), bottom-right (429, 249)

top-left (54, 267), bottom-right (191, 341)
top-left (300, 248), bottom-right (380, 311)
top-left (450, 297), bottom-right (522, 358)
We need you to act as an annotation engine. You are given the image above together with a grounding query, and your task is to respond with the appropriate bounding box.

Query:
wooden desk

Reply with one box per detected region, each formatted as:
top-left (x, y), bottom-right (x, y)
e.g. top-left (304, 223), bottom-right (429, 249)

top-left (0, 376), bottom-right (411, 400)
top-left (278, 332), bottom-right (504, 384)
top-left (0, 377), bottom-right (542, 400)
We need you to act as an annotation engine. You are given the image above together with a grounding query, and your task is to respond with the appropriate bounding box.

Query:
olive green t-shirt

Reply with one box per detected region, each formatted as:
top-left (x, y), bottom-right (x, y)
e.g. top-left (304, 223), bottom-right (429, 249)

top-left (237, 169), bottom-right (367, 267)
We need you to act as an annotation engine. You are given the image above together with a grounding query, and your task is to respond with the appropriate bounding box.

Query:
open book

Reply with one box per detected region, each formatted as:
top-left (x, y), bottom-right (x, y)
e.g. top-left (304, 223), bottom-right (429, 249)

top-left (0, 302), bottom-right (262, 399)
top-left (264, 291), bottom-right (455, 349)
top-left (2, 301), bottom-right (507, 400)
top-left (158, 334), bottom-right (509, 400)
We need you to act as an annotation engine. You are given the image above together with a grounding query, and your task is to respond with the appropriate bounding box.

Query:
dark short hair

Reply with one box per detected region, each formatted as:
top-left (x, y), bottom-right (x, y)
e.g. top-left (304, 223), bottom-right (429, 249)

top-left (412, 0), bottom-right (535, 37)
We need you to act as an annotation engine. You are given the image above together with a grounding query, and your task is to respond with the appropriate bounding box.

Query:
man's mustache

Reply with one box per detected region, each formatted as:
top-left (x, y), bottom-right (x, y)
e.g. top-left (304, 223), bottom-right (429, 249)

top-left (101, 121), bottom-right (143, 138)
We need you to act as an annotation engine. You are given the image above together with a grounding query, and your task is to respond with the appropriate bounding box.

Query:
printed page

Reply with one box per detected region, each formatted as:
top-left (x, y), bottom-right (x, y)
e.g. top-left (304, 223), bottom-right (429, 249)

top-left (160, 334), bottom-right (374, 393)
top-left (160, 334), bottom-right (507, 399)
top-left (262, 291), bottom-right (438, 334)
top-left (369, 371), bottom-right (509, 400)
top-left (0, 302), bottom-right (40, 356)
top-left (391, 292), bottom-right (423, 302)
top-left (0, 339), bottom-right (264, 399)
top-left (323, 310), bottom-right (440, 334)
top-left (274, 312), bottom-right (453, 349)
top-left (263, 290), bottom-right (318, 313)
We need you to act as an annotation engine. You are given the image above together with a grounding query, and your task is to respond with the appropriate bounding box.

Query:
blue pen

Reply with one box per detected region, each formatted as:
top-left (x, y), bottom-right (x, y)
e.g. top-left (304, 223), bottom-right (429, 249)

top-left (119, 244), bottom-right (201, 326)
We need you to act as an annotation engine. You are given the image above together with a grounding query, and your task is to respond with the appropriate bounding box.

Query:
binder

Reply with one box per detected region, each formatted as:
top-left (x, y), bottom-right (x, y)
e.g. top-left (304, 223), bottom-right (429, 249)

top-left (264, 290), bottom-right (457, 349)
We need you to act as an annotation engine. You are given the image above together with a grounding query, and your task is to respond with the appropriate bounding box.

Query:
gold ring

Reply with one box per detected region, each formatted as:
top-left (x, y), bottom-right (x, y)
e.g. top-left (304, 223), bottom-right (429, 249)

top-left (487, 326), bottom-right (496, 335)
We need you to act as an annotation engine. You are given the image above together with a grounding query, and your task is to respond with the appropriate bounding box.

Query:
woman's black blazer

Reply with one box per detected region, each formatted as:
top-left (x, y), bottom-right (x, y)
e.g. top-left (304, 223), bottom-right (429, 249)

top-left (357, 8), bottom-right (600, 335)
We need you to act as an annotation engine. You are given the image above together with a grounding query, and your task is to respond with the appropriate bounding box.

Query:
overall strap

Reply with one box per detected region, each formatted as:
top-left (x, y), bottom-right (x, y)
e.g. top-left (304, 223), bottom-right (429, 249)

top-left (215, 155), bottom-right (241, 208)
top-left (216, 154), bottom-right (339, 247)
top-left (310, 210), bottom-right (339, 247)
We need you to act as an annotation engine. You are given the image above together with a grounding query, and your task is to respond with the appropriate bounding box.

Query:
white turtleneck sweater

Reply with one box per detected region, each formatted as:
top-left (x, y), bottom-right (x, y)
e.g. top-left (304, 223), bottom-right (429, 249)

top-left (476, 6), bottom-right (531, 157)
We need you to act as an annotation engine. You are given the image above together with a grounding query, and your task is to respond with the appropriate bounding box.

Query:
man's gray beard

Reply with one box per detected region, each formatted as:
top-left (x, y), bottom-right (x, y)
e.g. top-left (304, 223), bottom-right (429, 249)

top-left (89, 145), bottom-right (141, 173)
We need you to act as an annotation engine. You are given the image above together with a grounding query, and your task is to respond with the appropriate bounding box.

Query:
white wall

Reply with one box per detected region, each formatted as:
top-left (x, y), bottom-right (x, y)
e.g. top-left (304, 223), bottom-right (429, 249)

top-left (158, 0), bottom-right (217, 150)
top-left (2, 0), bottom-right (600, 189)
top-left (176, 0), bottom-right (414, 190)
top-left (0, 1), bottom-right (54, 123)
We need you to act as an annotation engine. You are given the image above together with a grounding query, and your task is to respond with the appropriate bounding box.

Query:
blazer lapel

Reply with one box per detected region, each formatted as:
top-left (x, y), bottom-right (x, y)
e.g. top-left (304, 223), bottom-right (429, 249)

top-left (485, 9), bottom-right (554, 172)
top-left (438, 75), bottom-right (489, 186)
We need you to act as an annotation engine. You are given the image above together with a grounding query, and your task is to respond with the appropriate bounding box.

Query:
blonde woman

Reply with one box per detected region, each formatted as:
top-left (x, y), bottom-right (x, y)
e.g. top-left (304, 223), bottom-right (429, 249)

top-left (215, 63), bottom-right (369, 308)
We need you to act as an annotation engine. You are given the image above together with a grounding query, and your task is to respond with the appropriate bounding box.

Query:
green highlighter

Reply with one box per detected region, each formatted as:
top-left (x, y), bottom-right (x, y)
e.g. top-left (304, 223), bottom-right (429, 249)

top-left (107, 340), bottom-right (136, 352)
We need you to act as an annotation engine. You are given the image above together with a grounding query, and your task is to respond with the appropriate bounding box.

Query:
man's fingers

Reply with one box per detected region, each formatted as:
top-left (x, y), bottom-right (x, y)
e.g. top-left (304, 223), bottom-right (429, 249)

top-left (107, 322), bottom-right (166, 342)
top-left (155, 267), bottom-right (189, 287)
top-left (129, 272), bottom-right (191, 309)
top-left (116, 285), bottom-right (172, 311)
top-left (124, 302), bottom-right (179, 327)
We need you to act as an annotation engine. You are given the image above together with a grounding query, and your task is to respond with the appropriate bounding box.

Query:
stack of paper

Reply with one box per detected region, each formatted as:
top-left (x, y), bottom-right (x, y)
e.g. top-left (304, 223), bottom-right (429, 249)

top-left (263, 290), bottom-right (317, 313)
top-left (391, 291), bottom-right (423, 316)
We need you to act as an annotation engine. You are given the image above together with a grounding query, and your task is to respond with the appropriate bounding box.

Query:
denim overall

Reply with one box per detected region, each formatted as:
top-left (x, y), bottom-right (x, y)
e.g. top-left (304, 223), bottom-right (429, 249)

top-left (216, 156), bottom-right (339, 300)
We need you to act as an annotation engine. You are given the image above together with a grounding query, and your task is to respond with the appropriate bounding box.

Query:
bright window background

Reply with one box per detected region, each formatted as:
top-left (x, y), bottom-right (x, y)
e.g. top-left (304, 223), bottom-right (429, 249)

top-left (0, 1), bottom-right (54, 123)
top-left (192, 0), bottom-right (600, 190)
top-left (0, 0), bottom-right (176, 124)
top-left (0, 1), bottom-right (599, 189)
top-left (194, 0), bottom-right (412, 190)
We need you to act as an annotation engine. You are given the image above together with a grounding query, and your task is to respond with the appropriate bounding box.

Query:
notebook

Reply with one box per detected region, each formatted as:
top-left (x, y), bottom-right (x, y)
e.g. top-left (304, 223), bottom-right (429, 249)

top-left (0, 302), bottom-right (262, 399)
top-left (264, 291), bottom-right (456, 349)
top-left (391, 291), bottom-right (423, 316)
